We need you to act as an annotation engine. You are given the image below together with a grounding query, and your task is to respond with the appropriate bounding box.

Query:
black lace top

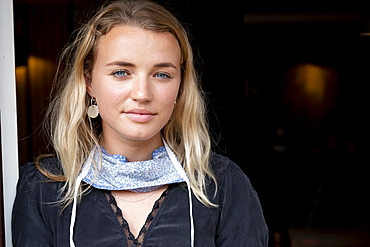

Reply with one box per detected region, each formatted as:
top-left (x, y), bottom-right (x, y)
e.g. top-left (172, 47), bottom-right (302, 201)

top-left (106, 187), bottom-right (169, 247)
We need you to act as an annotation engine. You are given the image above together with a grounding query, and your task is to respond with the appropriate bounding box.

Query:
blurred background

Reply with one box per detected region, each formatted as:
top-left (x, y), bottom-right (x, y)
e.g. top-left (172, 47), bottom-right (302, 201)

top-left (12, 0), bottom-right (370, 246)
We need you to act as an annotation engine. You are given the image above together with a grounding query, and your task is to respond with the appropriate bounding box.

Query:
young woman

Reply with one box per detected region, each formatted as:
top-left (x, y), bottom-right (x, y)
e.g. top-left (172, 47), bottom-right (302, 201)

top-left (12, 0), bottom-right (268, 246)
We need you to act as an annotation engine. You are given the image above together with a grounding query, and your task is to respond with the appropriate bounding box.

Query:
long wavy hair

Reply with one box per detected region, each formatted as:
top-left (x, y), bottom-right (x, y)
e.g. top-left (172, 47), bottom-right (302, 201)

top-left (40, 0), bottom-right (216, 208)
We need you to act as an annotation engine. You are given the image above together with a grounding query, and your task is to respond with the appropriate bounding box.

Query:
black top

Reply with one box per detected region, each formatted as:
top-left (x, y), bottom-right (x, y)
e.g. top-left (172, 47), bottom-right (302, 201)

top-left (12, 153), bottom-right (268, 246)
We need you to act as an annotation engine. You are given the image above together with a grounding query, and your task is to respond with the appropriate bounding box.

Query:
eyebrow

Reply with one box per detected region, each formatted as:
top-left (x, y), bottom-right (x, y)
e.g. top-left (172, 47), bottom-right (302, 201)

top-left (106, 61), bottom-right (177, 69)
top-left (154, 63), bottom-right (177, 69)
top-left (106, 61), bottom-right (134, 67)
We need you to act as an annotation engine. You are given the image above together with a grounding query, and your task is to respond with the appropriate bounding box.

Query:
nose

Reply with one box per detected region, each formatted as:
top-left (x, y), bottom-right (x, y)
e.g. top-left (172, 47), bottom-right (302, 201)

top-left (130, 75), bottom-right (153, 102)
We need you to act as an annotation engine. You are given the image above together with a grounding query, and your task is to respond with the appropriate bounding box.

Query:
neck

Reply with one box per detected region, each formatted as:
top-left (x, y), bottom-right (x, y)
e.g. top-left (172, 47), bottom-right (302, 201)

top-left (99, 133), bottom-right (163, 162)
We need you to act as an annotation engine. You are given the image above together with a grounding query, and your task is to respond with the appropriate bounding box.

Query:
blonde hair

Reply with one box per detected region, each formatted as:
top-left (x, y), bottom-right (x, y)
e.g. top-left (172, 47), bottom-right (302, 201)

top-left (41, 0), bottom-right (216, 208)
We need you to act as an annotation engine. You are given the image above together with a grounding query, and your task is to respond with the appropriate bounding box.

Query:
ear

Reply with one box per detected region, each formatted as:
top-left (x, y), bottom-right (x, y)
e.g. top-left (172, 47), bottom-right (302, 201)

top-left (85, 72), bottom-right (94, 97)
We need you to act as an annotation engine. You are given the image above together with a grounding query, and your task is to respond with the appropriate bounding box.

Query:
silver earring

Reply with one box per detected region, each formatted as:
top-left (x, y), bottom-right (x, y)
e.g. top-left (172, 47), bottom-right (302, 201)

top-left (87, 97), bottom-right (99, 118)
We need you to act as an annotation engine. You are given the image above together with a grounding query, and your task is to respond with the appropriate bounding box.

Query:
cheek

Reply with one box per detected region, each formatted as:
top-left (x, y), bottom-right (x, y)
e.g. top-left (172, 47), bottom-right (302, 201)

top-left (159, 86), bottom-right (179, 114)
top-left (94, 86), bottom-right (126, 112)
top-left (161, 82), bottom-right (179, 99)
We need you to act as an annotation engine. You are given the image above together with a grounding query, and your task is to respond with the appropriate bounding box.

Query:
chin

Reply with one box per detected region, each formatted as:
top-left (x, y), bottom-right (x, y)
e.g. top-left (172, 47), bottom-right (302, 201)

top-left (123, 131), bottom-right (162, 142)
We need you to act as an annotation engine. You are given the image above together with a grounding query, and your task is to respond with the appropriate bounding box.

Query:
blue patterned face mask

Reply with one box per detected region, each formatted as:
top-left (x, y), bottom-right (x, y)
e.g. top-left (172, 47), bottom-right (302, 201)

top-left (81, 145), bottom-right (186, 192)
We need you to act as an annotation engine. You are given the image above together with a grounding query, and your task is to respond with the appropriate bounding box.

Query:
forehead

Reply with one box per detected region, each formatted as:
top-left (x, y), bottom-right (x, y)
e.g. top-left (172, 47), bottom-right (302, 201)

top-left (95, 25), bottom-right (181, 61)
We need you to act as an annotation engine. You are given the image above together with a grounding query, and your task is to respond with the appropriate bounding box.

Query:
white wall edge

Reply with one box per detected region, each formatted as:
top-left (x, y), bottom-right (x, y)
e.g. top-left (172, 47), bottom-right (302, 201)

top-left (0, 0), bottom-right (20, 246)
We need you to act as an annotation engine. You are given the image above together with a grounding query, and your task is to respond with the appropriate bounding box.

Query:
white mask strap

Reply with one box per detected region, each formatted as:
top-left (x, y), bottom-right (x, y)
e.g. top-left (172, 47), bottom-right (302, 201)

top-left (69, 150), bottom-right (94, 247)
top-left (162, 138), bottom-right (194, 247)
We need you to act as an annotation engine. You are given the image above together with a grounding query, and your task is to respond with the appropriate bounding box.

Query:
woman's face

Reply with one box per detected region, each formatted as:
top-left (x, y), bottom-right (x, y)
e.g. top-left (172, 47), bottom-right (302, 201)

top-left (86, 25), bottom-right (181, 150)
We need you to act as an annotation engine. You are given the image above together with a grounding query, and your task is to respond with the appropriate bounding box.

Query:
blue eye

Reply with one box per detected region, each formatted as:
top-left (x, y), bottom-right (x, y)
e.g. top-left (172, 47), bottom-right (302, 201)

top-left (155, 72), bottom-right (171, 79)
top-left (112, 70), bottom-right (128, 78)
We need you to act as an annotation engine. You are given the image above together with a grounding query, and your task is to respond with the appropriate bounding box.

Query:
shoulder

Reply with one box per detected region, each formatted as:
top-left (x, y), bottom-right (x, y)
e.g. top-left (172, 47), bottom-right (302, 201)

top-left (208, 152), bottom-right (260, 201)
top-left (19, 156), bottom-right (63, 182)
top-left (208, 153), bottom-right (269, 246)
top-left (36, 155), bottom-right (64, 176)
top-left (209, 152), bottom-right (249, 183)
top-left (12, 157), bottom-right (66, 245)
top-left (16, 156), bottom-right (64, 200)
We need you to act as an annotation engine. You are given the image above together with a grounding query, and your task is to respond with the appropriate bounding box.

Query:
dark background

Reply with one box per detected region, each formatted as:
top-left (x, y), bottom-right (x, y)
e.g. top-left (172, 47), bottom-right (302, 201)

top-left (12, 0), bottom-right (370, 246)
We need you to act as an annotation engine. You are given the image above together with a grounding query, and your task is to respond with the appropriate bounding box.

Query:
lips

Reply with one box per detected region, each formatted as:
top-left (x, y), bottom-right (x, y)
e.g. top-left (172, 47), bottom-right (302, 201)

top-left (124, 109), bottom-right (155, 123)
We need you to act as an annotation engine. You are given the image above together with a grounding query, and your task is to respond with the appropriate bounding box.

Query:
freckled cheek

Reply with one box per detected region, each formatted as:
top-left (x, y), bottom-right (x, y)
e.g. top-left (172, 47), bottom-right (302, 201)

top-left (160, 89), bottom-right (179, 115)
top-left (95, 88), bottom-right (128, 112)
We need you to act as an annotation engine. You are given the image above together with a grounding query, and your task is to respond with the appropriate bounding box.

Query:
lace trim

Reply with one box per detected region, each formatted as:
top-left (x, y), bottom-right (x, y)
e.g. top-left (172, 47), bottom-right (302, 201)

top-left (106, 186), bottom-right (170, 247)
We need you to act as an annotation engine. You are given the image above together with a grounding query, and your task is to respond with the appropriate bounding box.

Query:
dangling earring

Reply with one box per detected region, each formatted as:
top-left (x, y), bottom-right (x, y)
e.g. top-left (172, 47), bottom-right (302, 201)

top-left (87, 97), bottom-right (99, 118)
